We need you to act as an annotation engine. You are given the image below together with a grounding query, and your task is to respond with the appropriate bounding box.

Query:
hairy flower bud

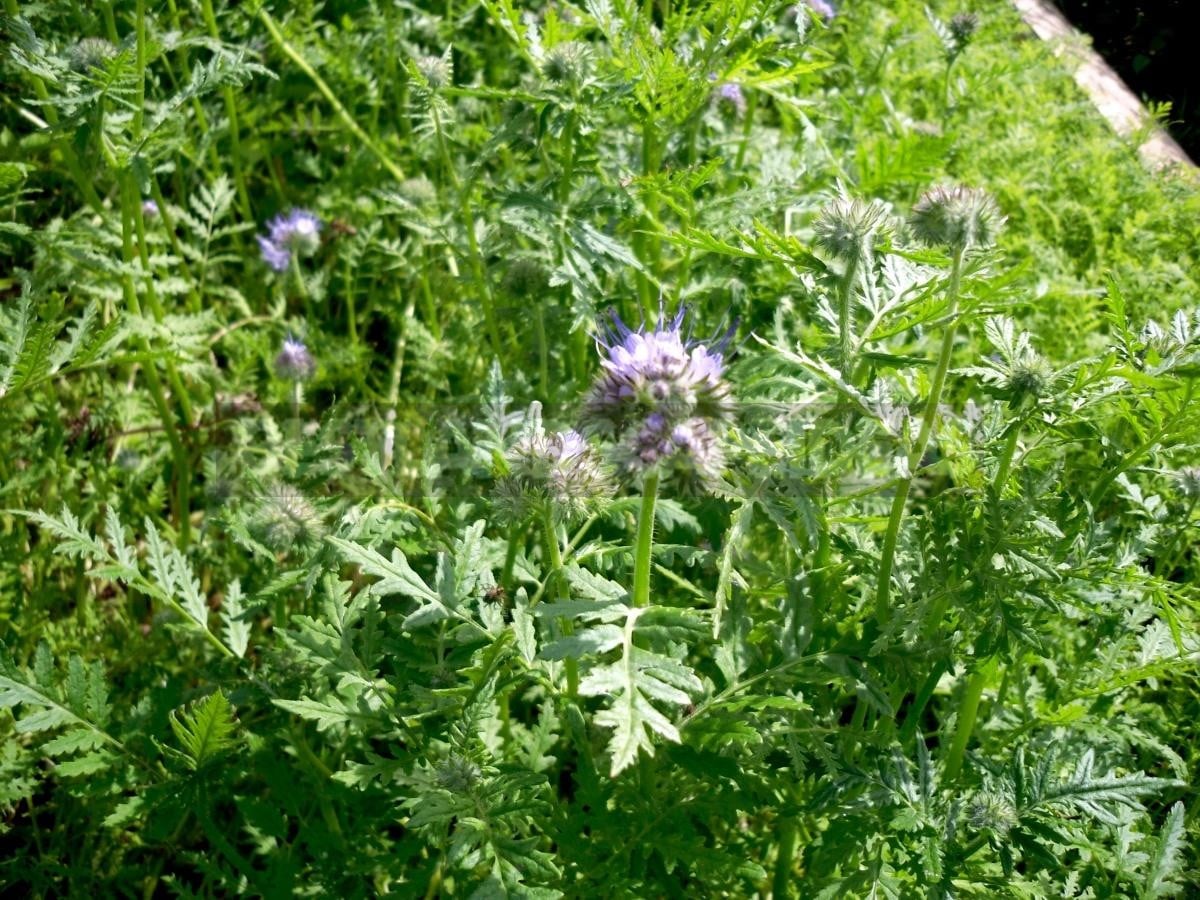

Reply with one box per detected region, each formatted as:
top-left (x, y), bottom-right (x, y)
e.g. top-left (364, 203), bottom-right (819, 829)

top-left (542, 41), bottom-right (590, 85)
top-left (910, 185), bottom-right (1003, 250)
top-left (141, 199), bottom-right (160, 220)
top-left (966, 792), bottom-right (1017, 836)
top-left (501, 258), bottom-right (551, 297)
top-left (398, 176), bottom-right (438, 207)
top-left (813, 196), bottom-right (891, 260)
top-left (275, 337), bottom-right (316, 382)
top-left (435, 755), bottom-right (481, 793)
top-left (619, 414), bottom-right (724, 491)
top-left (949, 12), bottom-right (980, 47)
top-left (1005, 356), bottom-right (1051, 401)
top-left (69, 37), bottom-right (117, 72)
top-left (1174, 466), bottom-right (1200, 500)
top-left (256, 483), bottom-right (321, 551)
top-left (416, 53), bottom-right (452, 91)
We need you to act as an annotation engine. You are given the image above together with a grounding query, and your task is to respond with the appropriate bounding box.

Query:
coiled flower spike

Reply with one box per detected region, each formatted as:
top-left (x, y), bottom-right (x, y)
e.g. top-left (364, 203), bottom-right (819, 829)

top-left (498, 423), bottom-right (611, 522)
top-left (275, 336), bottom-right (316, 381)
top-left (582, 307), bottom-right (733, 437)
top-left (583, 306), bottom-right (734, 490)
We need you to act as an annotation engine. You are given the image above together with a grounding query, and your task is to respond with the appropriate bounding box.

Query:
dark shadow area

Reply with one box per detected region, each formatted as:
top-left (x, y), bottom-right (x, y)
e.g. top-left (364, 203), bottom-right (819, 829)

top-left (1055, 0), bottom-right (1197, 159)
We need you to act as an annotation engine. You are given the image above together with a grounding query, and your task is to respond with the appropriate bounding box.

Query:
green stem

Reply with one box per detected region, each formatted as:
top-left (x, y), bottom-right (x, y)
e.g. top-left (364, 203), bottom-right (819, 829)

top-left (200, 0), bottom-right (254, 220)
top-left (636, 117), bottom-right (659, 322)
top-left (942, 656), bottom-right (995, 781)
top-left (772, 820), bottom-right (798, 899)
top-left (541, 510), bottom-right (577, 698)
top-left (257, 8), bottom-right (407, 183)
top-left (99, 1), bottom-right (119, 42)
top-left (898, 660), bottom-right (948, 743)
top-left (429, 104), bottom-right (501, 357)
top-left (343, 256), bottom-right (358, 343)
top-left (535, 302), bottom-right (549, 400)
top-left (992, 421), bottom-right (1021, 494)
top-left (874, 246), bottom-right (966, 626)
top-left (290, 380), bottom-right (303, 441)
top-left (632, 473), bottom-right (660, 608)
top-left (120, 175), bottom-right (191, 545)
top-left (501, 522), bottom-right (521, 591)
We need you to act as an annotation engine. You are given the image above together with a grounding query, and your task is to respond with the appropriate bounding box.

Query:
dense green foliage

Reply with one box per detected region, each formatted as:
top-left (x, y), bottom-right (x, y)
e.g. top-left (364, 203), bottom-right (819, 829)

top-left (1, 0), bottom-right (1197, 896)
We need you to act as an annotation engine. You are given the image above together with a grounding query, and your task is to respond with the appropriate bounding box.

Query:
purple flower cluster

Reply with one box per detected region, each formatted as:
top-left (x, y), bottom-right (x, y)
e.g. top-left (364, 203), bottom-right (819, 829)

top-left (583, 307), bottom-right (732, 489)
top-left (712, 82), bottom-right (747, 119)
top-left (807, 0), bottom-right (836, 21)
top-left (275, 337), bottom-right (316, 381)
top-left (258, 208), bottom-right (322, 273)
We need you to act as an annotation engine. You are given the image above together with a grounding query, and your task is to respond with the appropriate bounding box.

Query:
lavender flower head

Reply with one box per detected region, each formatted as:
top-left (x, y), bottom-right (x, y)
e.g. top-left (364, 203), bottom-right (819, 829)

top-left (583, 307), bottom-right (733, 490)
top-left (275, 336), bottom-right (316, 381)
top-left (258, 208), bottom-right (322, 272)
top-left (141, 199), bottom-right (159, 220)
top-left (498, 421), bottom-right (610, 521)
top-left (711, 82), bottom-right (747, 119)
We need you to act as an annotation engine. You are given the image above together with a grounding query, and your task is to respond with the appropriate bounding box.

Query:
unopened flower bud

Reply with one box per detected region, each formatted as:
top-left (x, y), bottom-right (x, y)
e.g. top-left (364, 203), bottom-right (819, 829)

top-left (502, 258), bottom-right (550, 297)
top-left (1174, 466), bottom-right (1200, 500)
top-left (256, 483), bottom-right (321, 551)
top-left (542, 42), bottom-right (590, 85)
top-left (69, 37), bottom-right (117, 72)
top-left (813, 196), bottom-right (891, 260)
top-left (416, 53), bottom-right (452, 91)
top-left (910, 185), bottom-right (1003, 250)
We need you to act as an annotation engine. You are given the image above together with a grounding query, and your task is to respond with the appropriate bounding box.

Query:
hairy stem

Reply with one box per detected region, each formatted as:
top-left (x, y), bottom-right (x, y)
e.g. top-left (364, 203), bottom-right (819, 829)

top-left (992, 421), bottom-right (1021, 494)
top-left (838, 249), bottom-right (861, 381)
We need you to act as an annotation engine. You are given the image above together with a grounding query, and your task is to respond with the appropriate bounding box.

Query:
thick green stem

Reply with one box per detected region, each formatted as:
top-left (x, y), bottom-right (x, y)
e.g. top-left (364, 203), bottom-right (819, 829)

top-left (874, 246), bottom-right (966, 626)
top-left (632, 473), bottom-right (660, 608)
top-left (772, 820), bottom-right (798, 899)
top-left (838, 249), bottom-right (861, 380)
top-left (942, 656), bottom-right (995, 781)
top-left (535, 303), bottom-right (550, 400)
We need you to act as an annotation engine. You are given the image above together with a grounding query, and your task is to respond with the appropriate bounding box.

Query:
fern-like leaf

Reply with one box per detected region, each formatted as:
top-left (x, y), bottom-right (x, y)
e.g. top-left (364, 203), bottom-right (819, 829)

top-left (169, 691), bottom-right (237, 769)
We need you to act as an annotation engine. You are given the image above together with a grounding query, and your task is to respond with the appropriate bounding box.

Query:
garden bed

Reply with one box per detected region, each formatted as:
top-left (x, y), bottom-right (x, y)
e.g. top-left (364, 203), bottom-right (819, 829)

top-left (1, 1), bottom-right (1197, 895)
